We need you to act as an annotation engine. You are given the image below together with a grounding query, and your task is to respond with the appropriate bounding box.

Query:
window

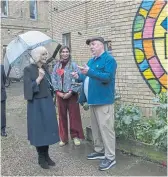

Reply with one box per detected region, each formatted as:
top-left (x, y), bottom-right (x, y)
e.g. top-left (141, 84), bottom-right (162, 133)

top-left (2, 45), bottom-right (7, 64)
top-left (3, 45), bottom-right (7, 58)
top-left (29, 0), bottom-right (37, 20)
top-left (104, 41), bottom-right (112, 52)
top-left (62, 33), bottom-right (71, 49)
top-left (1, 0), bottom-right (8, 17)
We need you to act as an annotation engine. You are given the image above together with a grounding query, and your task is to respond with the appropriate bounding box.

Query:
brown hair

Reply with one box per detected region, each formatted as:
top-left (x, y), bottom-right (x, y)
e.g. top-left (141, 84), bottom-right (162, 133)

top-left (59, 46), bottom-right (71, 60)
top-left (59, 46), bottom-right (72, 68)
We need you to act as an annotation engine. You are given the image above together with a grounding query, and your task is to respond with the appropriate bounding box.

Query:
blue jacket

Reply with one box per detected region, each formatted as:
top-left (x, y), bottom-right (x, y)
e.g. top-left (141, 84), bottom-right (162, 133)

top-left (78, 51), bottom-right (117, 105)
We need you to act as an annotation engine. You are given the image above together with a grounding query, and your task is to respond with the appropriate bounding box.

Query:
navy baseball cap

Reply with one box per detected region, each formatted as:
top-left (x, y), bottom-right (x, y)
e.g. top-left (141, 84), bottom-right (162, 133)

top-left (86, 37), bottom-right (105, 45)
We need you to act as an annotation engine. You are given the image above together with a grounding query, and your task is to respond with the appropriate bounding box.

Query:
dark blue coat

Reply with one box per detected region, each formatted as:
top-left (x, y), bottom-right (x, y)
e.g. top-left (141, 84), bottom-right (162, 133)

top-left (24, 64), bottom-right (59, 147)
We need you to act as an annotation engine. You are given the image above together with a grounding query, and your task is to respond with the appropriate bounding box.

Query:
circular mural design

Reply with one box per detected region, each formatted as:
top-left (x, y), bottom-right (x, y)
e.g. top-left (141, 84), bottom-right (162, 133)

top-left (132, 0), bottom-right (168, 94)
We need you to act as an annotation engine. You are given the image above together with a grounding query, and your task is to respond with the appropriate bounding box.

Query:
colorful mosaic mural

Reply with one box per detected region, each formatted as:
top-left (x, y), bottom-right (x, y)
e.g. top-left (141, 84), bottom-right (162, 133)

top-left (132, 0), bottom-right (168, 94)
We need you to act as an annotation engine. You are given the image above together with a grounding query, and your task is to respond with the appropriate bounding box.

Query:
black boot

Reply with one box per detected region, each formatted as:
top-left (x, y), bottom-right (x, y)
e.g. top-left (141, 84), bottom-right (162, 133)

top-left (1, 130), bottom-right (7, 137)
top-left (36, 146), bottom-right (49, 169)
top-left (1, 127), bottom-right (7, 137)
top-left (44, 146), bottom-right (55, 166)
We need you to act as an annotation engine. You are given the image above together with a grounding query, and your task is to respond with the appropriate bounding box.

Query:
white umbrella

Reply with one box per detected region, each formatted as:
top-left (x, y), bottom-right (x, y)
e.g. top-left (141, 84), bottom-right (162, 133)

top-left (4, 31), bottom-right (59, 79)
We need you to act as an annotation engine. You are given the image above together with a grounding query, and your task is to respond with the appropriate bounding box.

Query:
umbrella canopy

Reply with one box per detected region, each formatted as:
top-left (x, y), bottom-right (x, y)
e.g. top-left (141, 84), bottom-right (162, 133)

top-left (4, 31), bottom-right (59, 79)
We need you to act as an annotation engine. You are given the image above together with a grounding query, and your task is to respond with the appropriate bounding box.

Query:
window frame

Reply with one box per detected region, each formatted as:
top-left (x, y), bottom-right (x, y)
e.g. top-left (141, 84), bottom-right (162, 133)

top-left (3, 45), bottom-right (7, 58)
top-left (1, 0), bottom-right (8, 18)
top-left (104, 40), bottom-right (112, 52)
top-left (29, 0), bottom-right (38, 20)
top-left (62, 33), bottom-right (71, 49)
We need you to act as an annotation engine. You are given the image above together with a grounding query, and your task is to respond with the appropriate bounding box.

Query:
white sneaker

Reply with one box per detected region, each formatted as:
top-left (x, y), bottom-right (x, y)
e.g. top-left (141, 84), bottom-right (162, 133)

top-left (59, 141), bottom-right (67, 147)
top-left (73, 138), bottom-right (81, 146)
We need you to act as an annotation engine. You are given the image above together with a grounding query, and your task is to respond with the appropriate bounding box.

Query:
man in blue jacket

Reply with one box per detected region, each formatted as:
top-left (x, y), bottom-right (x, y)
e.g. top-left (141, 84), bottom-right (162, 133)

top-left (72, 37), bottom-right (117, 171)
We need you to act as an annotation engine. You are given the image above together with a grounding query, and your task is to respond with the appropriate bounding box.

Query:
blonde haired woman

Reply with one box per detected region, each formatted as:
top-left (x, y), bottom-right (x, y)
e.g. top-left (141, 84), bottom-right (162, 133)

top-left (24, 46), bottom-right (59, 169)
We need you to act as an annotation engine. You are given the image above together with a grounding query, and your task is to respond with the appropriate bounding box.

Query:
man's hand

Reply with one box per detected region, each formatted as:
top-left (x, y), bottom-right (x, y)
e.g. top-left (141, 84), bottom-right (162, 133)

top-left (57, 91), bottom-right (65, 98)
top-left (71, 72), bottom-right (79, 79)
top-left (63, 91), bottom-right (72, 99)
top-left (77, 64), bottom-right (89, 75)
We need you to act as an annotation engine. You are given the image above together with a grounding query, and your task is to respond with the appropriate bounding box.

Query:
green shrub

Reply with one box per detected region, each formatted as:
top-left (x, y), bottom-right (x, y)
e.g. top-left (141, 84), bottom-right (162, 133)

top-left (115, 92), bottom-right (167, 150)
top-left (151, 92), bottom-right (167, 150)
top-left (115, 103), bottom-right (141, 139)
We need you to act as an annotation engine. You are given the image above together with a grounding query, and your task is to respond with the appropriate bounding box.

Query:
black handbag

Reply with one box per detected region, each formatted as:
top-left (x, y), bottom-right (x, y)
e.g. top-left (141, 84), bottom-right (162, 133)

top-left (42, 65), bottom-right (55, 98)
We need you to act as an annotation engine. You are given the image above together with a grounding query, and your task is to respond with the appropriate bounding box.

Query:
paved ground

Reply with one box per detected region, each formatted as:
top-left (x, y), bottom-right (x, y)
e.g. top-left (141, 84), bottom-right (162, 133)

top-left (1, 82), bottom-right (167, 176)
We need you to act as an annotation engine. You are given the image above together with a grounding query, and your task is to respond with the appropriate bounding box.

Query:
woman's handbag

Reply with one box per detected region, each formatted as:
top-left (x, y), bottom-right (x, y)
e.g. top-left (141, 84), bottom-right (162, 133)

top-left (44, 75), bottom-right (55, 97)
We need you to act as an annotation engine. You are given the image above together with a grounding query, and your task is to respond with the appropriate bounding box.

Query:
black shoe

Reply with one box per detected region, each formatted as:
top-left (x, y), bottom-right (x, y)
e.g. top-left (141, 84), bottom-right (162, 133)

top-left (44, 146), bottom-right (55, 166)
top-left (38, 154), bottom-right (50, 169)
top-left (1, 131), bottom-right (7, 137)
top-left (99, 158), bottom-right (116, 171)
top-left (87, 152), bottom-right (105, 160)
top-left (36, 147), bottom-right (50, 169)
top-left (39, 162), bottom-right (50, 169)
top-left (46, 156), bottom-right (55, 166)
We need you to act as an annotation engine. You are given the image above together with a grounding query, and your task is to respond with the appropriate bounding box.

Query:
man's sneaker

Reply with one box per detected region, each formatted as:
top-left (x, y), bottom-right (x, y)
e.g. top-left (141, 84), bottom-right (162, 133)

top-left (73, 138), bottom-right (81, 146)
top-left (59, 141), bottom-right (67, 147)
top-left (87, 152), bottom-right (105, 160)
top-left (99, 158), bottom-right (116, 171)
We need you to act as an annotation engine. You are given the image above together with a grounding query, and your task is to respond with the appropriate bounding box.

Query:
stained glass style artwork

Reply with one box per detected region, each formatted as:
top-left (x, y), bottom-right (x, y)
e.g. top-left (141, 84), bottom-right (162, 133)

top-left (132, 0), bottom-right (168, 94)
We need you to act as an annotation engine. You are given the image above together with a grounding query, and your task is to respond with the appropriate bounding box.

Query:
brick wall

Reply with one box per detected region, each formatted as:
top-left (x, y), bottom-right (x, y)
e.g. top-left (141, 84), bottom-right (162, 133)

top-left (49, 0), bottom-right (168, 117)
top-left (2, 1), bottom-right (166, 117)
top-left (1, 0), bottom-right (50, 61)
